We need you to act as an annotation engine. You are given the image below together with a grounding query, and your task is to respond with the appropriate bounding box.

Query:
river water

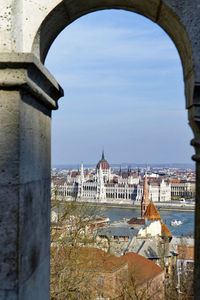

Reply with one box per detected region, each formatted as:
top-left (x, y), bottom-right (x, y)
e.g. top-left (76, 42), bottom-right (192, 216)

top-left (100, 207), bottom-right (194, 237)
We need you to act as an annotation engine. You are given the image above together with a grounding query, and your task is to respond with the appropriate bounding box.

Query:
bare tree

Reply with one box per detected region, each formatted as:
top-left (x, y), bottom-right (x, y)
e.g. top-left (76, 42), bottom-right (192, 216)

top-left (51, 196), bottom-right (102, 299)
top-left (176, 238), bottom-right (194, 300)
top-left (158, 236), bottom-right (194, 300)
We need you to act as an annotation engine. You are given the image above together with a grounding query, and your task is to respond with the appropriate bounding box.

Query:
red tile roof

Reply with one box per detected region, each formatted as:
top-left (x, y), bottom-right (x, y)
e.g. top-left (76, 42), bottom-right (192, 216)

top-left (51, 246), bottom-right (164, 287)
top-left (170, 179), bottom-right (181, 183)
top-left (120, 252), bottom-right (164, 285)
top-left (51, 246), bottom-right (127, 272)
top-left (144, 203), bottom-right (162, 221)
top-left (161, 222), bottom-right (172, 237)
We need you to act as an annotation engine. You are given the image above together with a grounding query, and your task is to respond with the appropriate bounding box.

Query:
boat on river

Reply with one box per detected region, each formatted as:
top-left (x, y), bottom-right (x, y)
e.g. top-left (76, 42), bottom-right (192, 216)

top-left (170, 219), bottom-right (183, 226)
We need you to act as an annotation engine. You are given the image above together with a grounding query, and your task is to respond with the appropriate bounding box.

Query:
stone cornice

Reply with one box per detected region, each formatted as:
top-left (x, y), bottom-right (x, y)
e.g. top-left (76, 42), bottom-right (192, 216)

top-left (0, 53), bottom-right (64, 110)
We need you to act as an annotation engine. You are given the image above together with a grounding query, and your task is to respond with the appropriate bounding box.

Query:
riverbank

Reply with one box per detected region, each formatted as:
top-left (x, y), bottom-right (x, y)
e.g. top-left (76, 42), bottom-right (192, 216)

top-left (64, 200), bottom-right (195, 212)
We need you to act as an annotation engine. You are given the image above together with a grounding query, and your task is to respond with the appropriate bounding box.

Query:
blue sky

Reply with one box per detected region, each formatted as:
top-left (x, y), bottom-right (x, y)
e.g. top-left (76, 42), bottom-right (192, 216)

top-left (45, 9), bottom-right (193, 165)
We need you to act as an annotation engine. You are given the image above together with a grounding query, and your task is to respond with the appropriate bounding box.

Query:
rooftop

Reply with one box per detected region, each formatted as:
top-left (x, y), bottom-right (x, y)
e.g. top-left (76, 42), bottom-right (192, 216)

top-left (144, 203), bottom-right (162, 221)
top-left (120, 252), bottom-right (164, 286)
top-left (97, 226), bottom-right (139, 239)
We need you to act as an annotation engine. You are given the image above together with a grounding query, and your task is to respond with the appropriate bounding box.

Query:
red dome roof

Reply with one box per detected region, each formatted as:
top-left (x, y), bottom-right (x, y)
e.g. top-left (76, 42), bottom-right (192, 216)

top-left (96, 151), bottom-right (110, 170)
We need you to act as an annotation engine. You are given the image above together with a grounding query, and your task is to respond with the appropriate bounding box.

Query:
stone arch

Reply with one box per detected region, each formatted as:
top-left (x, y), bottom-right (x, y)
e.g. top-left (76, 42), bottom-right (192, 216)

top-left (1, 1), bottom-right (200, 299)
top-left (32, 0), bottom-right (194, 107)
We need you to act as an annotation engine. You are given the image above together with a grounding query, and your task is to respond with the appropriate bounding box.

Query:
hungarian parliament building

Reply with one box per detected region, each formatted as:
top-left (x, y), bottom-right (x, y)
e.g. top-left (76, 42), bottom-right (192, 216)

top-left (52, 152), bottom-right (171, 204)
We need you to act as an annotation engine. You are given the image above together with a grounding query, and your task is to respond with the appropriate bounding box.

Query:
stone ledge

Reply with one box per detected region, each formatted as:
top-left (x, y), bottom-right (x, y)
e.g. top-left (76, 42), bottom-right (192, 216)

top-left (0, 53), bottom-right (64, 110)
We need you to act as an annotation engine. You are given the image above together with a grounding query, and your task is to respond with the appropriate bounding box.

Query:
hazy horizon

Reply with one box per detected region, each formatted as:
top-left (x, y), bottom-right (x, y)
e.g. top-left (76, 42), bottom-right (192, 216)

top-left (52, 161), bottom-right (195, 169)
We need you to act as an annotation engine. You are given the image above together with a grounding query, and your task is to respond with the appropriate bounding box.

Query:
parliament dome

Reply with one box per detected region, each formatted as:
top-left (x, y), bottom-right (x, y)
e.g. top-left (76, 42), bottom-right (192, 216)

top-left (96, 151), bottom-right (110, 170)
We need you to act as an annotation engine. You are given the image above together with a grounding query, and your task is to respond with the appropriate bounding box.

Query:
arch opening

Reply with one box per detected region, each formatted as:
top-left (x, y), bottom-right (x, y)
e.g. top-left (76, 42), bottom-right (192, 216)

top-left (45, 9), bottom-right (193, 167)
top-left (47, 8), bottom-right (195, 298)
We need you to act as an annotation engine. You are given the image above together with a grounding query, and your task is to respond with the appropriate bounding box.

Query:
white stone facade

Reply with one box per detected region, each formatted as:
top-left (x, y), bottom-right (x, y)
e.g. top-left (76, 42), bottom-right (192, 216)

top-left (137, 221), bottom-right (162, 237)
top-left (53, 155), bottom-right (171, 204)
top-left (171, 181), bottom-right (195, 198)
top-left (136, 179), bottom-right (171, 203)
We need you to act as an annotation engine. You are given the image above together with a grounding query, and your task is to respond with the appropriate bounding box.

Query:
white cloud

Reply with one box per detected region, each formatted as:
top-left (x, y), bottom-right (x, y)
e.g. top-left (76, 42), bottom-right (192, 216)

top-left (46, 21), bottom-right (180, 71)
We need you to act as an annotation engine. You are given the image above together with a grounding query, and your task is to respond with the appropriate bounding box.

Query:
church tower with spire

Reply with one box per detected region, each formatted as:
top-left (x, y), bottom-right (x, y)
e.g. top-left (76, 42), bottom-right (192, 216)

top-left (141, 172), bottom-right (150, 217)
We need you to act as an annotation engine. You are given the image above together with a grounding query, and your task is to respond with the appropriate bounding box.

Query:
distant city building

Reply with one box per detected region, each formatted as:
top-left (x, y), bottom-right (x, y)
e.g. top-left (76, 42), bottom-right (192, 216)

top-left (97, 178), bottom-right (177, 279)
top-left (52, 152), bottom-right (172, 204)
top-left (170, 180), bottom-right (195, 198)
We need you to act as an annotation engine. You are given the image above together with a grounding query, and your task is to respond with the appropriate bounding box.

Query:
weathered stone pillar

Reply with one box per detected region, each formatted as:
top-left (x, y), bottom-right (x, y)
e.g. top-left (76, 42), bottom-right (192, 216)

top-left (0, 53), bottom-right (63, 300)
top-left (189, 85), bottom-right (200, 299)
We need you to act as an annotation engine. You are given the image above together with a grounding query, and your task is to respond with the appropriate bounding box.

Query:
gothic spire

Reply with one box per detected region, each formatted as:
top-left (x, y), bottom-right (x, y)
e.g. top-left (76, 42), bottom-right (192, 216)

top-left (143, 172), bottom-right (149, 201)
top-left (128, 166), bottom-right (132, 176)
top-left (141, 172), bottom-right (150, 217)
top-left (119, 166), bottom-right (122, 176)
top-left (102, 150), bottom-right (105, 160)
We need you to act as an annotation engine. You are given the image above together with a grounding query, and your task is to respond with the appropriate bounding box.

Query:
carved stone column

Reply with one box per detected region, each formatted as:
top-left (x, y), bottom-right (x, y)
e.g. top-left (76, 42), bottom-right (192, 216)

top-left (188, 85), bottom-right (200, 299)
top-left (0, 53), bottom-right (63, 300)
